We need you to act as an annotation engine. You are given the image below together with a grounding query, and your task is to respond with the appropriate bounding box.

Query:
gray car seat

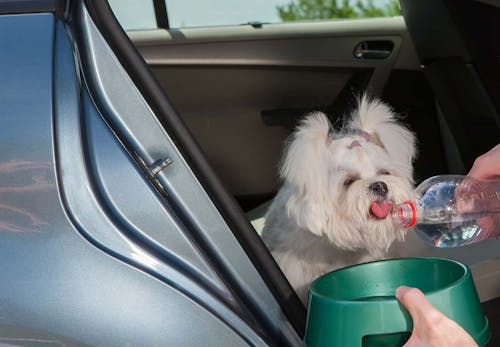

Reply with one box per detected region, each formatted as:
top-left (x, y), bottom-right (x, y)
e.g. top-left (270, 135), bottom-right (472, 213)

top-left (399, 0), bottom-right (500, 173)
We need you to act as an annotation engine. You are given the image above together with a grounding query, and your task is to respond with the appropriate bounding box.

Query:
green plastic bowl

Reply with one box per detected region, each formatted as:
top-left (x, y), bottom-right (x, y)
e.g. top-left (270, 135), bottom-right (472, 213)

top-left (304, 257), bottom-right (489, 347)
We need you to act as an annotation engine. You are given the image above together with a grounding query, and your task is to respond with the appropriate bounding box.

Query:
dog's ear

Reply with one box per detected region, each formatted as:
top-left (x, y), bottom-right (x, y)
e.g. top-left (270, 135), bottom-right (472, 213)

top-left (348, 94), bottom-right (417, 178)
top-left (280, 112), bottom-right (332, 196)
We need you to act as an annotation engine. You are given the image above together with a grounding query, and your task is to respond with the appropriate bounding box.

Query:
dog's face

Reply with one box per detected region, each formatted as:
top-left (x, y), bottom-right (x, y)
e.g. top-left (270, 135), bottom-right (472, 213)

top-left (281, 97), bottom-right (417, 252)
top-left (323, 135), bottom-right (416, 250)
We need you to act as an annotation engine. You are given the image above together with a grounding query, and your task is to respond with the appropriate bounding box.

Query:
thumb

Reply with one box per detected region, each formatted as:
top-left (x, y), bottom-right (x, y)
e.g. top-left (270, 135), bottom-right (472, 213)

top-left (395, 286), bottom-right (437, 320)
top-left (395, 286), bottom-right (479, 347)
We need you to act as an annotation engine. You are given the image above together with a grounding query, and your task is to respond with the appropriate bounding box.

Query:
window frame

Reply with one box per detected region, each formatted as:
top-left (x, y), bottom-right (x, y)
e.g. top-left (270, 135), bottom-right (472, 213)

top-left (153, 0), bottom-right (169, 29)
top-left (85, 0), bottom-right (307, 339)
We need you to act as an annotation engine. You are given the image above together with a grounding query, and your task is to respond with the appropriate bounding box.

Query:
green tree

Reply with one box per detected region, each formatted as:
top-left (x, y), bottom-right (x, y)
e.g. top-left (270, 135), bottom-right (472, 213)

top-left (277, 0), bottom-right (401, 21)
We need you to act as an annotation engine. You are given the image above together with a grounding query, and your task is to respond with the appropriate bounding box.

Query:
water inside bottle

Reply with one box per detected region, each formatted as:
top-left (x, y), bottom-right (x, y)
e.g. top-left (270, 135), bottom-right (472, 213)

top-left (415, 219), bottom-right (485, 247)
top-left (416, 178), bottom-right (494, 247)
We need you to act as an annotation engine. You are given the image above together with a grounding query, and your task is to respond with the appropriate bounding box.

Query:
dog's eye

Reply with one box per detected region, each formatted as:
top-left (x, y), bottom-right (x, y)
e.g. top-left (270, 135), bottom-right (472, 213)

top-left (378, 170), bottom-right (391, 175)
top-left (344, 178), bottom-right (355, 187)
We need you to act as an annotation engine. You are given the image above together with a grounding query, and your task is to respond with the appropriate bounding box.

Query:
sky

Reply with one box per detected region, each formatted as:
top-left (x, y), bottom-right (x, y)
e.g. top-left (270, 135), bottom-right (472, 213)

top-left (109, 0), bottom-right (395, 30)
top-left (167, 0), bottom-right (394, 28)
top-left (166, 0), bottom-right (292, 27)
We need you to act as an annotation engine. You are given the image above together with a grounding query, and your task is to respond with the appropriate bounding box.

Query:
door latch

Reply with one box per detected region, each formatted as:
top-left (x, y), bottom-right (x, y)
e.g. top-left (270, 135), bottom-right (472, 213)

top-left (354, 40), bottom-right (394, 59)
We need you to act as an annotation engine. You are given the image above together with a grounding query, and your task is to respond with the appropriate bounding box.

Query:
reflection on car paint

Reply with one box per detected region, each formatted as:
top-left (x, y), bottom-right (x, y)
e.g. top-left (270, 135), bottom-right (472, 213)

top-left (0, 160), bottom-right (54, 233)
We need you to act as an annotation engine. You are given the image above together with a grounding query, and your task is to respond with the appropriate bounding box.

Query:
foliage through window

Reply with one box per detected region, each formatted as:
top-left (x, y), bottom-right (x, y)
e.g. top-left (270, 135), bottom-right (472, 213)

top-left (277, 0), bottom-right (401, 21)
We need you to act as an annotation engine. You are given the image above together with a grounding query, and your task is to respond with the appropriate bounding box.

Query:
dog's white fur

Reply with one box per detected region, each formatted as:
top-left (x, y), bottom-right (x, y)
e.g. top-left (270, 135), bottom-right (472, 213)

top-left (261, 96), bottom-right (417, 303)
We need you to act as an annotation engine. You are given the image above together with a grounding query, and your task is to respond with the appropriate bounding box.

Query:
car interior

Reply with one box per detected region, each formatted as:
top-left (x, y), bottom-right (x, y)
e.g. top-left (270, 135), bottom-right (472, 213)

top-left (110, 0), bottom-right (500, 342)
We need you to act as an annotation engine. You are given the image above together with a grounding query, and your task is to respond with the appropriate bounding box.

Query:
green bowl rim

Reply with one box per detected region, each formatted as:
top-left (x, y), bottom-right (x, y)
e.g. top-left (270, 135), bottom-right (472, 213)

top-left (308, 257), bottom-right (469, 303)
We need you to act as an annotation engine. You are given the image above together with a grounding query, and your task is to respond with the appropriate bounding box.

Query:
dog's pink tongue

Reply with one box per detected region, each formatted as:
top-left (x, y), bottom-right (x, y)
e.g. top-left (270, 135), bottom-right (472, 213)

top-left (370, 201), bottom-right (392, 219)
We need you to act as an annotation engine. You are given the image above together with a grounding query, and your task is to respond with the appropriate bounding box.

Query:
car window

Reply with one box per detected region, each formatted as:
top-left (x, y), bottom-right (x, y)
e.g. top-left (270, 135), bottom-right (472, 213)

top-left (167, 0), bottom-right (401, 28)
top-left (110, 0), bottom-right (401, 31)
top-left (108, 0), bottom-right (157, 31)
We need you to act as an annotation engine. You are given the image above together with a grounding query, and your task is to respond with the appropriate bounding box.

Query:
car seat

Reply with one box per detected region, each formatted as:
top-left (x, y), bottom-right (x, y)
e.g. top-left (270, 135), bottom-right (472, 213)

top-left (399, 0), bottom-right (500, 173)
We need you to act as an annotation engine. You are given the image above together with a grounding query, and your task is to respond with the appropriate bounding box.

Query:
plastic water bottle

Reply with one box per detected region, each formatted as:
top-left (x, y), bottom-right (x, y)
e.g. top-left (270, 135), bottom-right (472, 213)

top-left (393, 175), bottom-right (500, 247)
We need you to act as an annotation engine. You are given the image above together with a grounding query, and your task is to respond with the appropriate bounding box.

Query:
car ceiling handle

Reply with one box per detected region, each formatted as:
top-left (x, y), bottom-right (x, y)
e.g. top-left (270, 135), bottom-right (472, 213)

top-left (354, 40), bottom-right (394, 59)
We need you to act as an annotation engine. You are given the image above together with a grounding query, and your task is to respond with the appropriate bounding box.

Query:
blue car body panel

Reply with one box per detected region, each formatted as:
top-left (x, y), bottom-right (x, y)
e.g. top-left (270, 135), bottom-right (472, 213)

top-left (0, 2), bottom-right (302, 346)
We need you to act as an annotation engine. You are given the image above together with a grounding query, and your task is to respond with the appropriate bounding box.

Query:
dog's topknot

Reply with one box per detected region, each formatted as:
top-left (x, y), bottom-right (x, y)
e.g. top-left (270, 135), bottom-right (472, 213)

top-left (347, 94), bottom-right (417, 179)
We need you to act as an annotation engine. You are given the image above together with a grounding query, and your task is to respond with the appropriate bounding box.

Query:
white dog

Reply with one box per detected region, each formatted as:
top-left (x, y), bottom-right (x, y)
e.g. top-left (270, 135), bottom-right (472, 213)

top-left (261, 96), bottom-right (417, 303)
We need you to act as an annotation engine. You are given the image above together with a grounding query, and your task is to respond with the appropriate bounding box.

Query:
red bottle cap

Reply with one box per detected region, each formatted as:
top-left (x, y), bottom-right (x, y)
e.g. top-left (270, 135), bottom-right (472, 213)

top-left (399, 200), bottom-right (417, 227)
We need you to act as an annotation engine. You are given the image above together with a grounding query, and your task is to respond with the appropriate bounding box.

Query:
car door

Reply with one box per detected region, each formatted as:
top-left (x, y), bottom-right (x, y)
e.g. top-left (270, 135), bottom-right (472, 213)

top-left (0, 0), bottom-right (302, 345)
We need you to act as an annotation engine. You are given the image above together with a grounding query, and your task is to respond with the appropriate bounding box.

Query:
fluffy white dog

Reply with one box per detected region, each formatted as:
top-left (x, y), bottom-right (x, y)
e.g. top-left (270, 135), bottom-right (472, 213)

top-left (261, 96), bottom-right (417, 303)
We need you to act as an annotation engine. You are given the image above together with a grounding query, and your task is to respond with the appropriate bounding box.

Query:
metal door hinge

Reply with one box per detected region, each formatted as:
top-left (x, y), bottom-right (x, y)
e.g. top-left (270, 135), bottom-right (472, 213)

top-left (148, 157), bottom-right (173, 179)
top-left (135, 153), bottom-right (173, 194)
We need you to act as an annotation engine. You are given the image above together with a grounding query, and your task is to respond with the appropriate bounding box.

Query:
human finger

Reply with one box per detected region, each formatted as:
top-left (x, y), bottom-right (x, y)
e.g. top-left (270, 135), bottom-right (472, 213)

top-left (468, 144), bottom-right (500, 180)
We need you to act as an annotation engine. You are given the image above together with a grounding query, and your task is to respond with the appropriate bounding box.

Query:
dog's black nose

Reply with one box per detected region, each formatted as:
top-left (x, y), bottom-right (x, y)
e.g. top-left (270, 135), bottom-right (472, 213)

top-left (369, 181), bottom-right (388, 196)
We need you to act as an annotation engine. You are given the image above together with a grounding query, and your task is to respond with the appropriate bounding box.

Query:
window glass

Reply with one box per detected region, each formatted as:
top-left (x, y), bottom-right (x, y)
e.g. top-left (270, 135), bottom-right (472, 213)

top-left (108, 0), bottom-right (157, 31)
top-left (166, 0), bottom-right (401, 28)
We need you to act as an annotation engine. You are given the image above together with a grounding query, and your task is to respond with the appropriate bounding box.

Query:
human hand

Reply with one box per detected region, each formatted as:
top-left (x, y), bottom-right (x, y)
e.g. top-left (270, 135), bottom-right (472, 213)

top-left (468, 144), bottom-right (500, 180)
top-left (465, 144), bottom-right (500, 238)
top-left (395, 286), bottom-right (478, 347)
top-left (455, 175), bottom-right (500, 240)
